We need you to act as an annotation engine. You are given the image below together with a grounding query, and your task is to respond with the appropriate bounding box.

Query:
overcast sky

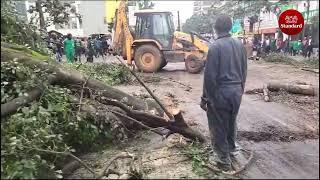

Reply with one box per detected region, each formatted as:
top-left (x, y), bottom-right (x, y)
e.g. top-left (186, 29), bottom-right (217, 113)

top-left (153, 1), bottom-right (194, 24)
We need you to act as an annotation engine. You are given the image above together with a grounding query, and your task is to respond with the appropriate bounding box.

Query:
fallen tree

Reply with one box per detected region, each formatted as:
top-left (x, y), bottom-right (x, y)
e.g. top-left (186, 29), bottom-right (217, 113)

top-left (267, 82), bottom-right (319, 96)
top-left (245, 82), bottom-right (319, 98)
top-left (1, 46), bottom-right (205, 142)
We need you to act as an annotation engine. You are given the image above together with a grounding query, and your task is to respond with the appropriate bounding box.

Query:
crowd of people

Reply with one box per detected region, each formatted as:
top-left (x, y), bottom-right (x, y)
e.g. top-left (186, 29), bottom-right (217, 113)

top-left (48, 33), bottom-right (112, 63)
top-left (244, 35), bottom-right (316, 59)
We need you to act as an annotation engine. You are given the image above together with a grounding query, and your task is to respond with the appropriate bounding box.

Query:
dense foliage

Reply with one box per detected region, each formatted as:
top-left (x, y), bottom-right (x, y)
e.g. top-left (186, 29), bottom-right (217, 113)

top-left (264, 53), bottom-right (319, 69)
top-left (66, 63), bottom-right (133, 86)
top-left (1, 59), bottom-right (116, 179)
top-left (182, 14), bottom-right (214, 34)
top-left (182, 0), bottom-right (291, 34)
top-left (1, 1), bottom-right (49, 56)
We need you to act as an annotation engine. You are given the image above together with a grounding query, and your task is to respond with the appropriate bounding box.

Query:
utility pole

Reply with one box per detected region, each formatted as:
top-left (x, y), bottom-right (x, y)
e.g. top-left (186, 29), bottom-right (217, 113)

top-left (177, 11), bottom-right (181, 31)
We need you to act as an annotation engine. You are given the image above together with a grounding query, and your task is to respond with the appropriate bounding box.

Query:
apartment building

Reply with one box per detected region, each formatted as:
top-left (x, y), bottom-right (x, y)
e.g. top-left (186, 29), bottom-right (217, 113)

top-left (243, 1), bottom-right (319, 41)
top-left (15, 1), bottom-right (109, 37)
top-left (79, 1), bottom-right (108, 36)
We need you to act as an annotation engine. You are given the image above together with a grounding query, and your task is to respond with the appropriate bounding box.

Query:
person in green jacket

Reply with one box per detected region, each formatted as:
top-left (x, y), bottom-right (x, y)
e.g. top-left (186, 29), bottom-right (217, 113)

top-left (292, 40), bottom-right (301, 56)
top-left (64, 33), bottom-right (75, 63)
top-left (297, 40), bottom-right (302, 55)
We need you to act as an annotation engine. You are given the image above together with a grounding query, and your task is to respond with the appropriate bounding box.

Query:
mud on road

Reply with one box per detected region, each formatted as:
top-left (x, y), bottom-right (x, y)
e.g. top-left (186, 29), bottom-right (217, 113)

top-left (70, 59), bottom-right (319, 179)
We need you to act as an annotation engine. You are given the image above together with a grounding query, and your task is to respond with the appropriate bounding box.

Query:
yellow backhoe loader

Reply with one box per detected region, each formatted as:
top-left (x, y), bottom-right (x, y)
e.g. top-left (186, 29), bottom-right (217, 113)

top-left (111, 1), bottom-right (209, 73)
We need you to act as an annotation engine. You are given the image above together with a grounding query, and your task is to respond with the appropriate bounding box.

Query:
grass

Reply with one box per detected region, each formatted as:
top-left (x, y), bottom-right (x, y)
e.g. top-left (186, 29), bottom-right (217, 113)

top-left (263, 53), bottom-right (319, 69)
top-left (65, 62), bottom-right (133, 86)
top-left (1, 42), bottom-right (48, 60)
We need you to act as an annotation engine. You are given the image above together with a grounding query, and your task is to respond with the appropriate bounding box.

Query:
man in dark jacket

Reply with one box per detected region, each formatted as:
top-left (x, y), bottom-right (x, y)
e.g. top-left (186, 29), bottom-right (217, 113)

top-left (200, 15), bottom-right (247, 171)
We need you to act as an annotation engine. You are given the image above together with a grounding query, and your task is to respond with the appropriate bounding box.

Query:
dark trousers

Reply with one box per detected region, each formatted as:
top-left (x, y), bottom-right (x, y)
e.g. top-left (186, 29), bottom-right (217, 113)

top-left (75, 48), bottom-right (82, 61)
top-left (306, 45), bottom-right (313, 58)
top-left (206, 85), bottom-right (243, 165)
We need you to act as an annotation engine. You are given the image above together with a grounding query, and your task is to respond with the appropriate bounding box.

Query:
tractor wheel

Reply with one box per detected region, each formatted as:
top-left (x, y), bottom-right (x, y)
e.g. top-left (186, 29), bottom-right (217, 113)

top-left (185, 54), bottom-right (204, 74)
top-left (134, 45), bottom-right (163, 73)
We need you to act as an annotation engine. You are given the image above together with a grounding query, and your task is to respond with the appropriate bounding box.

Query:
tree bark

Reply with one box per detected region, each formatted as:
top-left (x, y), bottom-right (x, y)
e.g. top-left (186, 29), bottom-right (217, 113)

top-left (1, 88), bottom-right (43, 118)
top-left (267, 82), bottom-right (319, 96)
top-left (1, 76), bottom-right (57, 118)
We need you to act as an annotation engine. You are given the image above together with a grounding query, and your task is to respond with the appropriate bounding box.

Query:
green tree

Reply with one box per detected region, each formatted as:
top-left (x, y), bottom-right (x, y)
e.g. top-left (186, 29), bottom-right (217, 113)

top-left (184, 0), bottom-right (291, 35)
top-left (1, 0), bottom-right (48, 54)
top-left (138, 0), bottom-right (154, 10)
top-left (182, 14), bottom-right (213, 34)
top-left (27, 0), bottom-right (81, 30)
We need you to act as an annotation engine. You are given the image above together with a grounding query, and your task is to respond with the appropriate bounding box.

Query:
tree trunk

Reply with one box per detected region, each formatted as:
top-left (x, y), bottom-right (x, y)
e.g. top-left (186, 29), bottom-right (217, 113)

top-left (36, 0), bottom-right (46, 30)
top-left (1, 76), bottom-right (57, 118)
top-left (1, 47), bottom-right (164, 116)
top-left (267, 82), bottom-right (319, 96)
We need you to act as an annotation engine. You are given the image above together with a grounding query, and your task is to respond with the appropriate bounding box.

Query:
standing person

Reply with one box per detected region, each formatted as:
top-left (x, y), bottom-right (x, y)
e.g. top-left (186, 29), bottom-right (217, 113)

top-left (302, 36), bottom-right (308, 57)
top-left (96, 38), bottom-right (104, 58)
top-left (82, 38), bottom-right (88, 57)
top-left (270, 37), bottom-right (276, 52)
top-left (93, 37), bottom-right (99, 58)
top-left (74, 38), bottom-right (82, 62)
top-left (292, 40), bottom-right (299, 56)
top-left (200, 15), bottom-right (247, 172)
top-left (87, 37), bottom-right (95, 63)
top-left (289, 39), bottom-right (294, 56)
top-left (54, 35), bottom-right (63, 62)
top-left (265, 37), bottom-right (270, 54)
top-left (297, 40), bottom-right (302, 55)
top-left (64, 33), bottom-right (75, 63)
top-left (306, 37), bottom-right (313, 58)
top-left (276, 38), bottom-right (283, 53)
top-left (283, 38), bottom-right (289, 55)
top-left (101, 36), bottom-right (108, 56)
top-left (107, 38), bottom-right (112, 54)
top-left (253, 37), bottom-right (261, 60)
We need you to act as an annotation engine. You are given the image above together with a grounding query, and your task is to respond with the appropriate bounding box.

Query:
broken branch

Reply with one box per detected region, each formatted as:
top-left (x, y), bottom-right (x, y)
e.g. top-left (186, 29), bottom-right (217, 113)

top-left (263, 84), bottom-right (270, 102)
top-left (115, 56), bottom-right (175, 122)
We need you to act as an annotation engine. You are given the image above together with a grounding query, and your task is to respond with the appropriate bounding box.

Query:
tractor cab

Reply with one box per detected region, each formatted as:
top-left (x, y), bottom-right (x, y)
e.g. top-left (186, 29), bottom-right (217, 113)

top-left (134, 10), bottom-right (175, 50)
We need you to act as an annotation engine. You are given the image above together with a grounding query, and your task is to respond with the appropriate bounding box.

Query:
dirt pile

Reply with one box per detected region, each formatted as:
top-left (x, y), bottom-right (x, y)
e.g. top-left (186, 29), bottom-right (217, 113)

top-left (238, 125), bottom-right (319, 142)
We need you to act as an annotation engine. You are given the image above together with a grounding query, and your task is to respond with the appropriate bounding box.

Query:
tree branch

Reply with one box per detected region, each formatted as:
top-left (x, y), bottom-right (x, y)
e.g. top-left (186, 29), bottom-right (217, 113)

top-left (22, 146), bottom-right (97, 176)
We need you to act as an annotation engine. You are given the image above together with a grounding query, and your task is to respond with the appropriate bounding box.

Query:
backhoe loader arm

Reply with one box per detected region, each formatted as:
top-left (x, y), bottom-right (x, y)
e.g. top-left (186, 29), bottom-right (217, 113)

top-left (174, 31), bottom-right (209, 55)
top-left (112, 1), bottom-right (134, 64)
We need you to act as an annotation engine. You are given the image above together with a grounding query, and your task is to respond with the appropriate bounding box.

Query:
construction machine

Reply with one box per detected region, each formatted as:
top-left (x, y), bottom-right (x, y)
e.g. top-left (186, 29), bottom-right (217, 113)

top-left (111, 1), bottom-right (209, 73)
